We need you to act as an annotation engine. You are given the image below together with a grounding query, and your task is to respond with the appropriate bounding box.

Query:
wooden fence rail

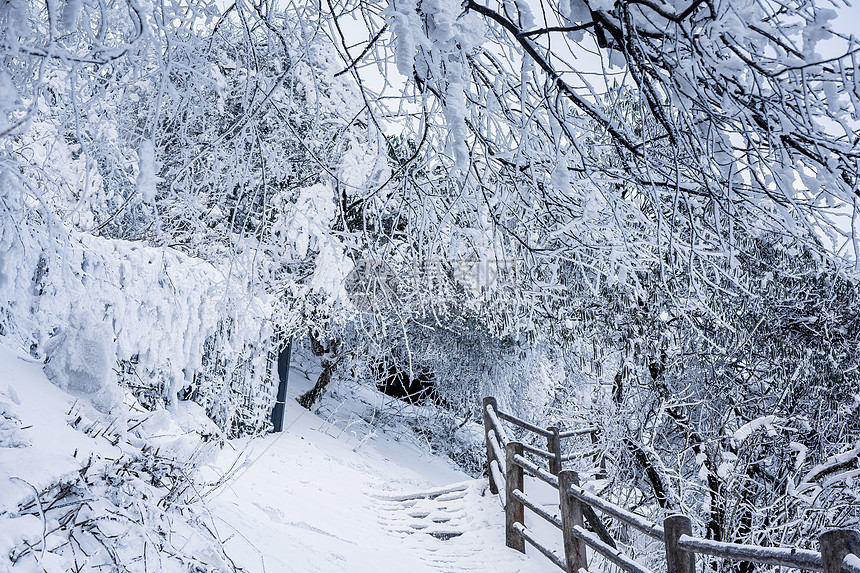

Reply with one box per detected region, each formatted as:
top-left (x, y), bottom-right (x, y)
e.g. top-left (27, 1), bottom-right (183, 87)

top-left (481, 396), bottom-right (860, 573)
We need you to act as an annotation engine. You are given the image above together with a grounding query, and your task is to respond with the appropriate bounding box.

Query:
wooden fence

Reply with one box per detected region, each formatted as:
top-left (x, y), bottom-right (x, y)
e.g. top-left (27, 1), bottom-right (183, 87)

top-left (482, 397), bottom-right (860, 573)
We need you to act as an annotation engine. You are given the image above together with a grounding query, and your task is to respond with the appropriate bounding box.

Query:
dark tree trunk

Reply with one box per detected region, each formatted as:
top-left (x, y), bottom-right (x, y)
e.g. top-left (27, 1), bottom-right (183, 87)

top-left (297, 330), bottom-right (341, 410)
top-left (297, 358), bottom-right (335, 410)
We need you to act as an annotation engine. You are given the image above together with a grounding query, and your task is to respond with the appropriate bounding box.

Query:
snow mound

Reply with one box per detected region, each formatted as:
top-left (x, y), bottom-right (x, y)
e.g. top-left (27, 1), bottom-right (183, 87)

top-left (43, 311), bottom-right (123, 415)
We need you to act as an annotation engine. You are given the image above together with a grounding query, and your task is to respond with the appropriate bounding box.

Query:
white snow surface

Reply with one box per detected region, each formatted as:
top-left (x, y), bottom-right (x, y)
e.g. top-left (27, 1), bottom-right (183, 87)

top-left (0, 343), bottom-right (117, 514)
top-left (205, 368), bottom-right (559, 572)
top-left (1, 338), bottom-right (558, 572)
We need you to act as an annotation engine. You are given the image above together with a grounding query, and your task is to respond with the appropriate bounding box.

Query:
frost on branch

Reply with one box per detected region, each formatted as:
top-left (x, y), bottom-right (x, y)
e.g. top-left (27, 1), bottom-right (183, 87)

top-left (135, 139), bottom-right (160, 203)
top-left (387, 0), bottom-right (486, 171)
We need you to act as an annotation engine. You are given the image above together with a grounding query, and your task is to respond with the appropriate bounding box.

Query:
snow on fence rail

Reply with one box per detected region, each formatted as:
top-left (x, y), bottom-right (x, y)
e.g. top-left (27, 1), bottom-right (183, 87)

top-left (481, 397), bottom-right (860, 573)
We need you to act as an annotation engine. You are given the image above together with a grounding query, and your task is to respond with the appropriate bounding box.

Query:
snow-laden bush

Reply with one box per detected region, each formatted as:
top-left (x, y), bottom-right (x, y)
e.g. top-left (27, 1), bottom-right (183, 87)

top-left (0, 171), bottom-right (276, 435)
top-left (3, 396), bottom-right (236, 572)
top-left (43, 312), bottom-right (124, 415)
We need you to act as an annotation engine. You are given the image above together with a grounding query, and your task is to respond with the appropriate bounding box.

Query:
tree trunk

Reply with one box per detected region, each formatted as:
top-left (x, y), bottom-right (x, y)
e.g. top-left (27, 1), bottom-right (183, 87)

top-left (297, 358), bottom-right (334, 410)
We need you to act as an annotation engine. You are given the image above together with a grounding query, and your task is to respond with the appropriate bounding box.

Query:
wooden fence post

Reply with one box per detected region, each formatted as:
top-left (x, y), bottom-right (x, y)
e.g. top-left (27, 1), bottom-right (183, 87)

top-left (664, 514), bottom-right (695, 573)
top-left (483, 397), bottom-right (499, 494)
top-left (819, 529), bottom-right (860, 573)
top-left (559, 470), bottom-right (588, 573)
top-left (505, 441), bottom-right (525, 553)
top-left (547, 426), bottom-right (562, 476)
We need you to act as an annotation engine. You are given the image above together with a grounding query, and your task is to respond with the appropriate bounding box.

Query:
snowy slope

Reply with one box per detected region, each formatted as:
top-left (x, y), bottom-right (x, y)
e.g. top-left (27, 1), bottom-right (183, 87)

top-left (0, 340), bottom-right (239, 572)
top-left (205, 367), bottom-right (559, 572)
top-left (0, 338), bottom-right (558, 572)
top-left (0, 344), bottom-right (120, 517)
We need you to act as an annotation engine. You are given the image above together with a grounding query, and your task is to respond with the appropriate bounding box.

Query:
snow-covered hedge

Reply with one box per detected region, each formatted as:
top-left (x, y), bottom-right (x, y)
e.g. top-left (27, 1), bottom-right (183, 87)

top-left (0, 175), bottom-right (275, 436)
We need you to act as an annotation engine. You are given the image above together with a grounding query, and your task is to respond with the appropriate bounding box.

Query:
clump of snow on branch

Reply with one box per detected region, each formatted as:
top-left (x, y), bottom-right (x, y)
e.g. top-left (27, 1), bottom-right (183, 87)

top-left (43, 310), bottom-right (125, 416)
top-left (387, 0), bottom-right (486, 170)
top-left (388, 0), bottom-right (424, 77)
top-left (0, 70), bottom-right (18, 132)
top-left (136, 139), bottom-right (159, 203)
top-left (270, 182), bottom-right (354, 306)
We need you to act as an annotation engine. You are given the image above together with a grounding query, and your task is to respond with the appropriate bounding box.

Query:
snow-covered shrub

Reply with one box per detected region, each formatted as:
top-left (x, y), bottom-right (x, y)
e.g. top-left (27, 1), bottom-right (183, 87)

top-left (43, 310), bottom-right (124, 415)
top-left (0, 177), bottom-right (276, 435)
top-left (417, 416), bottom-right (486, 478)
top-left (4, 405), bottom-right (235, 572)
top-left (0, 404), bottom-right (28, 449)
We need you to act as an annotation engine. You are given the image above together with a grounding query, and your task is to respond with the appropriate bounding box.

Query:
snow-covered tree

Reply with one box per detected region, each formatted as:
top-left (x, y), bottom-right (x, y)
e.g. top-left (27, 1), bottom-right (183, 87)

top-left (0, 0), bottom-right (377, 434)
top-left (319, 0), bottom-right (860, 548)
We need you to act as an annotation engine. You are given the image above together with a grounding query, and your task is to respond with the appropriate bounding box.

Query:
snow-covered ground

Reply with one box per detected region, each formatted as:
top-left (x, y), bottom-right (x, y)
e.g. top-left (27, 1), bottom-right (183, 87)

top-left (204, 366), bottom-right (559, 572)
top-left (0, 339), bottom-right (558, 572)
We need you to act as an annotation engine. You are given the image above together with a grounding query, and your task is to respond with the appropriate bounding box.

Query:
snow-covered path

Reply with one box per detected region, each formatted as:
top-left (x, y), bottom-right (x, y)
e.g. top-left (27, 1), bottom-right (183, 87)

top-left (205, 369), bottom-right (557, 573)
top-left (375, 481), bottom-right (510, 572)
